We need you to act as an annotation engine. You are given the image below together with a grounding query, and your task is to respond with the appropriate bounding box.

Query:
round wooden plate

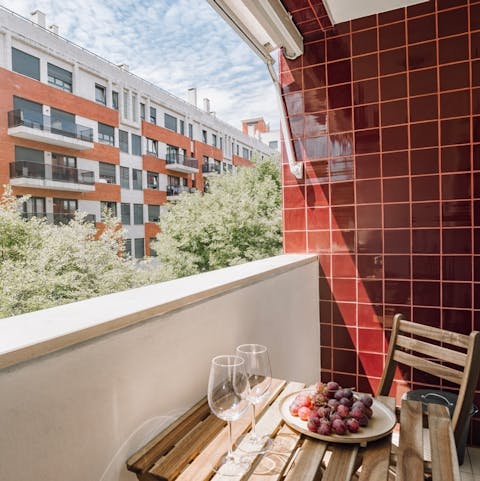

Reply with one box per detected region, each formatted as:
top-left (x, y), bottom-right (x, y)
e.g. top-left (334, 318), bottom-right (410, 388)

top-left (279, 390), bottom-right (396, 444)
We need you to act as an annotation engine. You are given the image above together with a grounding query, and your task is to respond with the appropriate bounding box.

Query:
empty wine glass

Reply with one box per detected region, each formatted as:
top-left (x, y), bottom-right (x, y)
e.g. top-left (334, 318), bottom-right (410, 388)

top-left (236, 344), bottom-right (273, 453)
top-left (207, 355), bottom-right (251, 476)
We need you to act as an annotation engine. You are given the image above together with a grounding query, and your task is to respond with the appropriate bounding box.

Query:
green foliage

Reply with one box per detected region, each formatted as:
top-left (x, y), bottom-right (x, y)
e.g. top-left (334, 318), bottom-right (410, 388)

top-left (0, 187), bottom-right (162, 318)
top-left (153, 157), bottom-right (282, 278)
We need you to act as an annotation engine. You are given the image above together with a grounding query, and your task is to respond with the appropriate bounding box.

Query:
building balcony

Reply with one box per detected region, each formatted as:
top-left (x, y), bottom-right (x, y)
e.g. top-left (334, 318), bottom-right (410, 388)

top-left (202, 163), bottom-right (221, 175)
top-left (10, 161), bottom-right (95, 192)
top-left (21, 211), bottom-right (97, 224)
top-left (165, 153), bottom-right (199, 174)
top-left (166, 185), bottom-right (195, 199)
top-left (7, 109), bottom-right (94, 150)
top-left (0, 255), bottom-right (318, 481)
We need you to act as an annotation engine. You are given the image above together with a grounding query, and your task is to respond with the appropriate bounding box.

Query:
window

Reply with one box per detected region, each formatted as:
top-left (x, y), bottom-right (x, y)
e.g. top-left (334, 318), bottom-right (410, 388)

top-left (220, 137), bottom-right (223, 150)
top-left (99, 162), bottom-right (116, 184)
top-left (95, 84), bottom-right (106, 105)
top-left (22, 196), bottom-right (46, 218)
top-left (140, 103), bottom-right (145, 120)
top-left (147, 171), bottom-right (159, 190)
top-left (188, 123), bottom-right (193, 140)
top-left (134, 238), bottom-right (144, 259)
top-left (53, 198), bottom-right (78, 224)
top-left (150, 107), bottom-right (157, 124)
top-left (269, 140), bottom-right (278, 150)
top-left (120, 166), bottom-right (130, 188)
top-left (202, 129), bottom-right (207, 143)
top-left (121, 203), bottom-right (131, 225)
top-left (119, 130), bottom-right (129, 153)
top-left (146, 138), bottom-right (158, 156)
top-left (12, 47), bottom-right (40, 80)
top-left (100, 201), bottom-right (117, 218)
top-left (132, 93), bottom-right (138, 121)
top-left (149, 238), bottom-right (158, 257)
top-left (112, 91), bottom-right (119, 110)
top-left (164, 113), bottom-right (177, 132)
top-left (124, 238), bottom-right (132, 256)
top-left (148, 204), bottom-right (160, 222)
top-left (132, 169), bottom-right (142, 190)
top-left (179, 120), bottom-right (185, 136)
top-left (212, 134), bottom-right (217, 147)
top-left (47, 63), bottom-right (72, 92)
top-left (13, 96), bottom-right (43, 127)
top-left (133, 204), bottom-right (144, 224)
top-left (123, 90), bottom-right (129, 119)
top-left (242, 147), bottom-right (249, 159)
top-left (15, 145), bottom-right (44, 163)
top-left (132, 134), bottom-right (141, 156)
top-left (98, 123), bottom-right (114, 146)
top-left (236, 144), bottom-right (240, 156)
top-left (166, 144), bottom-right (178, 162)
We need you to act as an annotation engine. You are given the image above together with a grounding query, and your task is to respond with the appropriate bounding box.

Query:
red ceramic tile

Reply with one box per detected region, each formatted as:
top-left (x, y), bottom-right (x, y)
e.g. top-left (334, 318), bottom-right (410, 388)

top-left (441, 118), bottom-right (470, 145)
top-left (472, 3), bottom-right (480, 31)
top-left (283, 185), bottom-right (306, 208)
top-left (354, 128), bottom-right (380, 154)
top-left (319, 277), bottom-right (332, 301)
top-left (320, 323), bottom-right (332, 346)
top-left (442, 200), bottom-right (471, 226)
top-left (307, 231), bottom-right (330, 252)
top-left (410, 121), bottom-right (439, 148)
top-left (442, 228), bottom-right (471, 254)
top-left (385, 280), bottom-right (411, 305)
top-left (318, 254), bottom-right (331, 278)
top-left (412, 175), bottom-right (440, 201)
top-left (443, 256), bottom-right (472, 281)
top-left (412, 229), bottom-right (440, 254)
top-left (441, 145), bottom-right (471, 172)
top-left (351, 15), bottom-right (376, 31)
top-left (332, 254), bottom-right (357, 277)
top-left (380, 99), bottom-right (408, 126)
top-left (327, 35), bottom-right (351, 61)
top-left (305, 112), bottom-right (328, 136)
top-left (443, 282), bottom-right (471, 309)
top-left (412, 307), bottom-right (441, 329)
top-left (382, 125), bottom-right (409, 151)
top-left (412, 201), bottom-right (440, 227)
top-left (384, 229), bottom-right (410, 253)
top-left (304, 88), bottom-right (327, 113)
top-left (354, 104), bottom-right (379, 129)
top-left (408, 41), bottom-right (436, 70)
top-left (303, 39), bottom-right (326, 66)
top-left (408, 15), bottom-right (436, 44)
top-left (332, 277), bottom-right (357, 301)
top-left (357, 204), bottom-right (382, 228)
top-left (331, 229), bottom-right (355, 252)
top-left (439, 62), bottom-right (470, 91)
top-left (384, 203), bottom-right (410, 228)
top-left (304, 136), bottom-right (329, 159)
top-left (359, 352), bottom-right (384, 378)
top-left (303, 65), bottom-right (326, 90)
top-left (380, 73), bottom-right (408, 101)
top-left (358, 303), bottom-right (383, 328)
top-left (329, 156), bottom-right (354, 180)
top-left (413, 255), bottom-right (440, 280)
top-left (440, 90), bottom-right (470, 118)
top-left (284, 208), bottom-right (306, 231)
top-left (412, 281), bottom-right (440, 307)
top-left (284, 92), bottom-right (304, 116)
top-left (409, 68), bottom-right (437, 96)
top-left (357, 254), bottom-right (383, 279)
top-left (352, 29), bottom-right (378, 56)
top-left (439, 34), bottom-right (469, 64)
top-left (438, 7), bottom-right (468, 38)
top-left (328, 83), bottom-right (352, 109)
top-left (327, 59), bottom-right (351, 85)
top-left (409, 94), bottom-right (438, 122)
top-left (384, 255), bottom-right (410, 279)
top-left (355, 154), bottom-right (380, 179)
top-left (305, 162), bottom-right (330, 187)
top-left (382, 150), bottom-right (409, 177)
top-left (411, 148), bottom-right (439, 175)
top-left (379, 22), bottom-right (406, 50)
top-left (358, 328), bottom-right (386, 353)
top-left (356, 179), bottom-right (381, 204)
top-left (383, 177), bottom-right (410, 202)
top-left (331, 181), bottom-right (354, 205)
top-left (352, 53), bottom-right (379, 81)
top-left (332, 301), bottom-right (357, 326)
top-left (281, 67), bottom-right (303, 93)
top-left (328, 108), bottom-right (353, 133)
top-left (331, 206), bottom-right (355, 229)
top-left (443, 308), bottom-right (472, 334)
top-left (307, 207), bottom-right (330, 229)
top-left (354, 78), bottom-right (379, 104)
top-left (357, 229), bottom-right (383, 253)
top-left (284, 231), bottom-right (307, 252)
top-left (358, 279), bottom-right (383, 303)
top-left (332, 324), bottom-right (354, 349)
top-left (407, 1), bottom-right (435, 16)
top-left (379, 47), bottom-right (407, 75)
top-left (437, 0), bottom-right (467, 10)
top-left (282, 163), bottom-right (302, 186)
top-left (473, 88), bottom-right (480, 115)
top-left (442, 173), bottom-right (471, 200)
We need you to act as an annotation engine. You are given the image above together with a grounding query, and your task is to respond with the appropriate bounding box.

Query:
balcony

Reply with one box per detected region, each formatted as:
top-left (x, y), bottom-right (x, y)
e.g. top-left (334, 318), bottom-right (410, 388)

top-left (7, 109), bottom-right (94, 150)
top-left (166, 185), bottom-right (195, 199)
top-left (10, 161), bottom-right (95, 192)
top-left (0, 254), bottom-right (319, 481)
top-left (165, 152), bottom-right (199, 174)
top-left (21, 212), bottom-right (96, 224)
top-left (202, 163), bottom-right (221, 175)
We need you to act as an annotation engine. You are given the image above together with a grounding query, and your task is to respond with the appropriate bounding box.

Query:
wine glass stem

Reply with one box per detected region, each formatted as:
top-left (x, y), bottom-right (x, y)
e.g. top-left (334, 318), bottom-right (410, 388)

top-left (227, 421), bottom-right (234, 460)
top-left (250, 403), bottom-right (257, 436)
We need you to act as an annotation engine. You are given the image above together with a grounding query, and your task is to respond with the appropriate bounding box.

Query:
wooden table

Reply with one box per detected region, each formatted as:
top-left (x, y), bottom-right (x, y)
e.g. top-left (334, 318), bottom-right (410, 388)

top-left (127, 379), bottom-right (460, 481)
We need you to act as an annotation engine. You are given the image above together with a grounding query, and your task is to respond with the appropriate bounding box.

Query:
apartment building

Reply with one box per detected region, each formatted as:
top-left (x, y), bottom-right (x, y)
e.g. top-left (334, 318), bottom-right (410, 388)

top-left (0, 7), bottom-right (273, 258)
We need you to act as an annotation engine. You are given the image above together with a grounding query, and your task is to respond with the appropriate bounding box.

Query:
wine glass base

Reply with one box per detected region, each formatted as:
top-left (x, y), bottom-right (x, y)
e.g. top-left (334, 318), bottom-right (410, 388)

top-left (236, 433), bottom-right (273, 454)
top-left (214, 455), bottom-right (250, 476)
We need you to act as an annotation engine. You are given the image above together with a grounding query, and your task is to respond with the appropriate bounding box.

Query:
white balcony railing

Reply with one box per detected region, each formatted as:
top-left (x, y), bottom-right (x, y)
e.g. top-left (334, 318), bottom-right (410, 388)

top-left (0, 254), bottom-right (319, 481)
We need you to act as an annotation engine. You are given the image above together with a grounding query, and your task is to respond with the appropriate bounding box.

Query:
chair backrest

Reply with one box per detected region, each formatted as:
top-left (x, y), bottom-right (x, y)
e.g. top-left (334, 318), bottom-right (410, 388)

top-left (378, 313), bottom-right (480, 446)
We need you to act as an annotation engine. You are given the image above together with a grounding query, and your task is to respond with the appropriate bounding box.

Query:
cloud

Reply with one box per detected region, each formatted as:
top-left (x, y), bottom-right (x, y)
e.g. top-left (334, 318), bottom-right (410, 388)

top-left (1, 0), bottom-right (280, 130)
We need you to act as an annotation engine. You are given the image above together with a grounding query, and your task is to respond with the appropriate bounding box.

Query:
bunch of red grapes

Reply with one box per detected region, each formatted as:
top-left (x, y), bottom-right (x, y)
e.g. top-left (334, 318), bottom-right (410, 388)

top-left (289, 381), bottom-right (373, 435)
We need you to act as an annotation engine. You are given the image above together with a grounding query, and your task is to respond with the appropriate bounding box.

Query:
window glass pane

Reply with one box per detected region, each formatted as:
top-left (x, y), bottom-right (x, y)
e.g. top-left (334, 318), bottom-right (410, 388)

top-left (47, 63), bottom-right (72, 92)
top-left (148, 204), bottom-right (160, 222)
top-left (98, 122), bottom-right (115, 146)
top-left (202, 130), bottom-right (207, 143)
top-left (12, 47), bottom-right (40, 80)
top-left (131, 134), bottom-right (141, 155)
top-left (112, 91), bottom-right (119, 110)
top-left (119, 130), bottom-right (129, 153)
top-left (134, 238), bottom-right (145, 259)
top-left (150, 107), bottom-right (156, 124)
top-left (132, 93), bottom-right (137, 121)
top-left (99, 162), bottom-right (116, 183)
top-left (147, 171), bottom-right (159, 189)
top-left (269, 140), bottom-right (278, 150)
top-left (124, 238), bottom-right (132, 256)
top-left (123, 90), bottom-right (129, 119)
top-left (13, 96), bottom-right (43, 126)
top-left (120, 166), bottom-right (129, 188)
top-left (179, 120), bottom-right (185, 136)
top-left (188, 123), bottom-right (193, 140)
top-left (212, 134), bottom-right (217, 147)
top-left (15, 146), bottom-right (44, 163)
top-left (147, 138), bottom-right (158, 156)
top-left (132, 169), bottom-right (142, 190)
top-left (121, 203), bottom-right (131, 224)
top-left (133, 204), bottom-right (144, 224)
top-left (95, 84), bottom-right (106, 105)
top-left (164, 113), bottom-right (177, 132)
top-left (140, 103), bottom-right (145, 120)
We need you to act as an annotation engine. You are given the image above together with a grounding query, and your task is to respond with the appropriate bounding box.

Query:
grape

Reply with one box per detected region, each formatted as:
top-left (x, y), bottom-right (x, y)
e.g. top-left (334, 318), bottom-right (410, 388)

top-left (339, 397), bottom-right (353, 407)
top-left (360, 395), bottom-right (373, 408)
top-left (364, 406), bottom-right (373, 419)
top-left (317, 420), bottom-right (332, 435)
top-left (331, 418), bottom-right (347, 435)
top-left (298, 406), bottom-right (312, 421)
top-left (352, 401), bottom-right (366, 412)
top-left (328, 399), bottom-right (340, 410)
top-left (350, 407), bottom-right (365, 420)
top-left (317, 406), bottom-right (331, 418)
top-left (334, 389), bottom-right (345, 400)
top-left (343, 388), bottom-right (354, 399)
top-left (307, 417), bottom-right (321, 432)
top-left (289, 402), bottom-right (301, 416)
top-left (337, 404), bottom-right (350, 418)
top-left (346, 418), bottom-right (360, 433)
top-left (358, 415), bottom-right (369, 427)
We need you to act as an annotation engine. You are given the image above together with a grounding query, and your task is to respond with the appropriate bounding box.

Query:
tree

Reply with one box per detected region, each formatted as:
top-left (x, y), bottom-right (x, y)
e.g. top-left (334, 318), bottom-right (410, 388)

top-left (152, 157), bottom-right (282, 279)
top-left (0, 187), bottom-right (161, 318)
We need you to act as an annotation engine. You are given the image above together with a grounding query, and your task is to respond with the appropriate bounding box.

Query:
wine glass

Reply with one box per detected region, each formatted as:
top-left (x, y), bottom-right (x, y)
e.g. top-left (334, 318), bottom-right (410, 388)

top-left (207, 355), bottom-right (251, 476)
top-left (236, 344), bottom-right (273, 453)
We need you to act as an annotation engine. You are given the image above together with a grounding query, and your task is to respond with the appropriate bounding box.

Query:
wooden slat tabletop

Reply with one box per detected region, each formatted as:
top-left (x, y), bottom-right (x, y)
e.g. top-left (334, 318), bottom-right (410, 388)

top-left (127, 382), bottom-right (460, 481)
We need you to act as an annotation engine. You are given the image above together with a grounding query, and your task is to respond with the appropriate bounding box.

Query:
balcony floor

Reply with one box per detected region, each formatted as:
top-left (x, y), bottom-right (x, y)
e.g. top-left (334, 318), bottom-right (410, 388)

top-left (461, 447), bottom-right (480, 480)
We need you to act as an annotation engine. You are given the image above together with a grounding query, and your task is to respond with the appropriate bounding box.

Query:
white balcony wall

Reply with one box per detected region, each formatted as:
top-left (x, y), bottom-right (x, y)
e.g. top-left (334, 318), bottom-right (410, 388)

top-left (0, 254), bottom-right (319, 481)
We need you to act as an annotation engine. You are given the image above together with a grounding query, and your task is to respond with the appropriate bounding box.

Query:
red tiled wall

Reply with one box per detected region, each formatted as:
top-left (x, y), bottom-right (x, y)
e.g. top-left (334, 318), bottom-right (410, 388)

top-left (280, 0), bottom-right (480, 443)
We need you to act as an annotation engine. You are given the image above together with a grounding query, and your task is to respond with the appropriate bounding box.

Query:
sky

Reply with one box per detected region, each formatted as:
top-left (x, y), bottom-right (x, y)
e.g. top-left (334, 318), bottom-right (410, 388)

top-left (1, 0), bottom-right (279, 130)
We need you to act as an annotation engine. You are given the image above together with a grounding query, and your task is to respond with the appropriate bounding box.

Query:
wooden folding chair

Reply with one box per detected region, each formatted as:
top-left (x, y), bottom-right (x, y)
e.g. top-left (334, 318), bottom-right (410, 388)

top-left (377, 313), bottom-right (480, 464)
